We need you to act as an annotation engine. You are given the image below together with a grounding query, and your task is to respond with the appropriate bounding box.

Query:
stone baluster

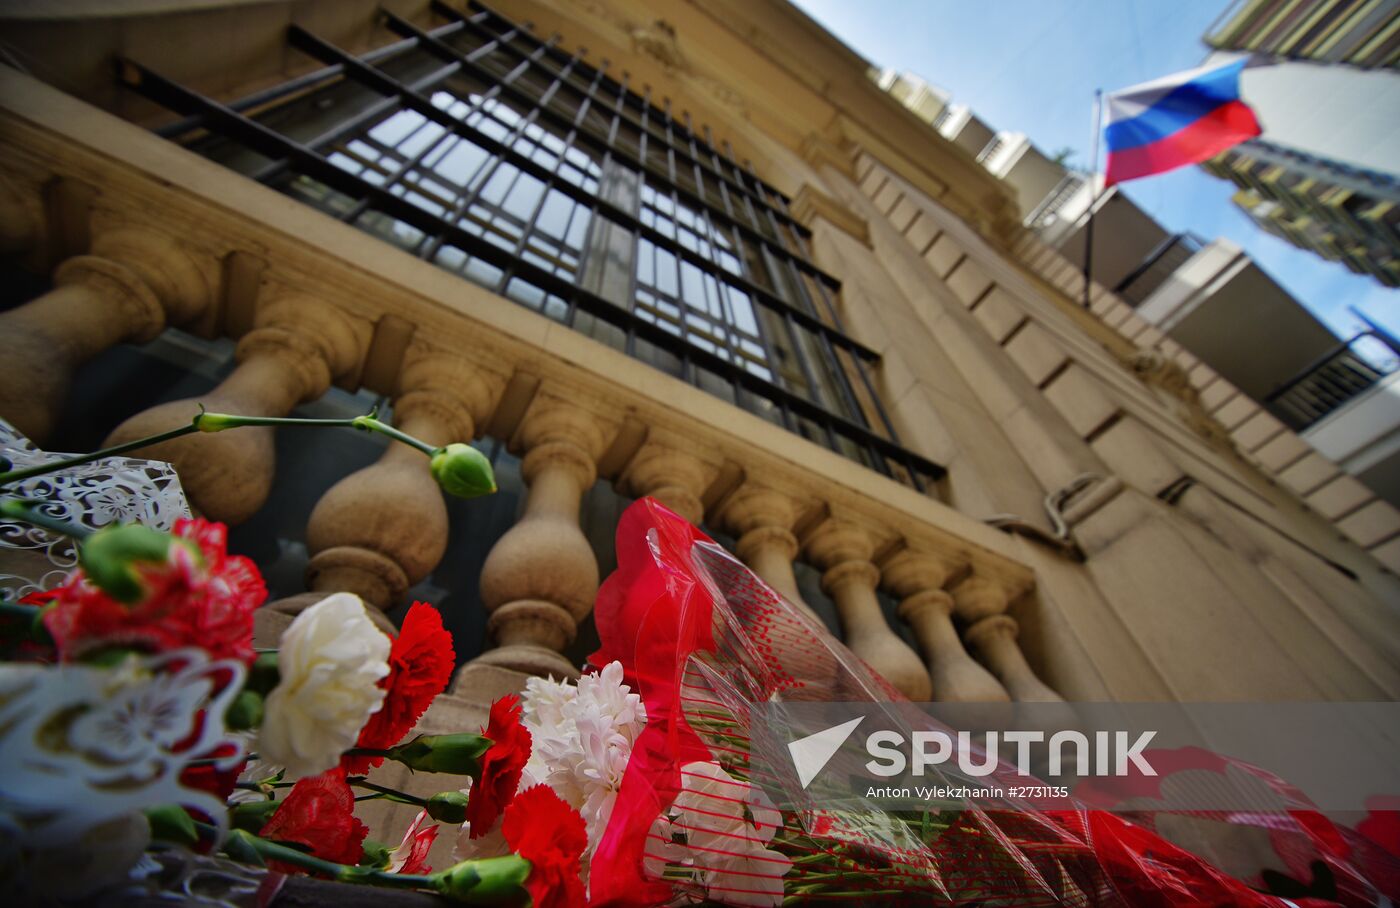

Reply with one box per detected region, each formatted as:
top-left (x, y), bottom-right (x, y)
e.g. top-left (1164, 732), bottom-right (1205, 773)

top-left (804, 519), bottom-right (933, 699)
top-left (472, 395), bottom-right (613, 679)
top-left (305, 351), bottom-right (506, 611)
top-left (0, 177), bottom-right (37, 255)
top-left (955, 576), bottom-right (1063, 702)
top-left (0, 229), bottom-right (215, 444)
top-left (716, 484), bottom-right (821, 620)
top-left (102, 296), bottom-right (363, 524)
top-left (620, 434), bottom-right (716, 525)
top-left (880, 549), bottom-right (1010, 702)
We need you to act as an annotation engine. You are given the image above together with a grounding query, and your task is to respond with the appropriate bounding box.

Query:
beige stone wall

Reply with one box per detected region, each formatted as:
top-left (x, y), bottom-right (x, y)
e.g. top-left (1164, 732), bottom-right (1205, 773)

top-left (840, 149), bottom-right (1400, 700)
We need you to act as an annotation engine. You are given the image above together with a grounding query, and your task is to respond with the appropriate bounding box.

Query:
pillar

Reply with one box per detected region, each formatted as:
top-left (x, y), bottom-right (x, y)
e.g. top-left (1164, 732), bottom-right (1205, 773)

top-left (303, 351), bottom-right (506, 612)
top-left (954, 576), bottom-right (1062, 702)
top-left (620, 434), bottom-right (716, 525)
top-left (0, 228), bottom-right (214, 443)
top-left (880, 549), bottom-right (1010, 702)
top-left (472, 394), bottom-right (613, 679)
top-left (102, 296), bottom-right (363, 524)
top-left (804, 519), bottom-right (933, 699)
top-left (716, 484), bottom-right (821, 620)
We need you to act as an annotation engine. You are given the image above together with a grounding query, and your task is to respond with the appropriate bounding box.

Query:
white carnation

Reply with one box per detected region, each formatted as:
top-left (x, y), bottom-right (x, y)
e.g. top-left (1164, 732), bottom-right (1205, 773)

top-left (258, 593), bottom-right (391, 778)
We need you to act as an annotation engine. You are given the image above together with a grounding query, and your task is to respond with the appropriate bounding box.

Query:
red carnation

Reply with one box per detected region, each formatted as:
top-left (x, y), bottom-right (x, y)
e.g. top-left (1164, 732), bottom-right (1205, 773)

top-left (42, 517), bottom-right (265, 663)
top-left (258, 767), bottom-right (368, 872)
top-left (344, 602), bottom-right (455, 775)
top-left (466, 694), bottom-right (531, 838)
top-left (502, 785), bottom-right (586, 908)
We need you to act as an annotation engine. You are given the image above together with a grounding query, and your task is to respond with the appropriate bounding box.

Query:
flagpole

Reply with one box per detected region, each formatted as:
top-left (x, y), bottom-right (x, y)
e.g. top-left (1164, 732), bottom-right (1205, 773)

top-left (1082, 88), bottom-right (1103, 309)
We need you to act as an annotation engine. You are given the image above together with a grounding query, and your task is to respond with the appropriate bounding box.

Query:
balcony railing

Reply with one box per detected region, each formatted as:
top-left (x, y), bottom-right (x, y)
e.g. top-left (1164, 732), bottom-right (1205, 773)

top-left (1265, 330), bottom-right (1400, 431)
top-left (1114, 233), bottom-right (1204, 308)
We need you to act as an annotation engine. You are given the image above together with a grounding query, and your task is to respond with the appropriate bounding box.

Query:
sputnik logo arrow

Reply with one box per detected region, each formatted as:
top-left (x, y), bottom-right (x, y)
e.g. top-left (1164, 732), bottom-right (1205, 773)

top-left (788, 716), bottom-right (864, 789)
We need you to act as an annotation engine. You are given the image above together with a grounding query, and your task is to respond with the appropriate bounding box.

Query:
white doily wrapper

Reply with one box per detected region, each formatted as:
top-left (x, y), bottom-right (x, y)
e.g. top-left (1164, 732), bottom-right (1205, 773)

top-left (0, 417), bottom-right (192, 598)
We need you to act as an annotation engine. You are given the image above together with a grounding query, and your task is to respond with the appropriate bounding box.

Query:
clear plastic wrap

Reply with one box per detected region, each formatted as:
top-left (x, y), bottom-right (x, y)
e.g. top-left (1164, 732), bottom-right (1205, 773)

top-left (586, 497), bottom-right (1397, 907)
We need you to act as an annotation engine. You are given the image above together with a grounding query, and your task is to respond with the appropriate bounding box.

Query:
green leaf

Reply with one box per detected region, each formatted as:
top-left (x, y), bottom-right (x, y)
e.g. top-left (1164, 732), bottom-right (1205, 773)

top-left (230, 799), bottom-right (281, 833)
top-left (359, 839), bottom-right (391, 869)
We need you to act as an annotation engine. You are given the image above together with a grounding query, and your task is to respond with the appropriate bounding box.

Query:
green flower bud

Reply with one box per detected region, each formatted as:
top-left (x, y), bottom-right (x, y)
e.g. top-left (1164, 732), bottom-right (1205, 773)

top-left (387, 733), bottom-right (492, 776)
top-left (144, 804), bottom-right (198, 846)
top-left (429, 444), bottom-right (496, 499)
top-left (230, 799), bottom-right (281, 833)
top-left (426, 790), bottom-right (471, 823)
top-left (225, 689), bottom-right (264, 730)
top-left (431, 855), bottom-right (531, 905)
top-left (79, 524), bottom-right (180, 603)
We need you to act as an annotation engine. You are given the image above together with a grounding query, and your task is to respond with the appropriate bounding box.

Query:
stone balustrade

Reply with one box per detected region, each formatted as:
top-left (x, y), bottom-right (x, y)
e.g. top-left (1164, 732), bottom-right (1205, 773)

top-left (0, 227), bottom-right (216, 444)
top-left (717, 483), bottom-right (822, 620)
top-left (803, 517), bottom-right (933, 699)
top-left (102, 293), bottom-right (366, 523)
top-left (879, 548), bottom-right (1010, 702)
top-left (0, 135), bottom-right (1048, 703)
top-left (620, 432), bottom-right (718, 525)
top-left (953, 575), bottom-right (1063, 702)
top-left (472, 392), bottom-right (616, 680)
top-left (304, 349), bottom-right (506, 615)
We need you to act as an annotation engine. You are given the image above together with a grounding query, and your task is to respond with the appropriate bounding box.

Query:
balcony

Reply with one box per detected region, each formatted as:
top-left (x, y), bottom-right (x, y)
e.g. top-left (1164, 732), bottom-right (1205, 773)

top-left (1265, 330), bottom-right (1400, 432)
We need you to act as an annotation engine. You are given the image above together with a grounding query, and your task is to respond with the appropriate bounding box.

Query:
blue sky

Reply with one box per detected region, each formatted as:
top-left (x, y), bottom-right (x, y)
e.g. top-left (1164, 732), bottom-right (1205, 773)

top-left (792, 0), bottom-right (1397, 350)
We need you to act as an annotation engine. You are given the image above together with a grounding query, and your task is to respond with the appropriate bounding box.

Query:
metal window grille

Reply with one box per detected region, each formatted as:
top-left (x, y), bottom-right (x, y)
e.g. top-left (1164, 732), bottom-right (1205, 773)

top-left (121, 0), bottom-right (944, 490)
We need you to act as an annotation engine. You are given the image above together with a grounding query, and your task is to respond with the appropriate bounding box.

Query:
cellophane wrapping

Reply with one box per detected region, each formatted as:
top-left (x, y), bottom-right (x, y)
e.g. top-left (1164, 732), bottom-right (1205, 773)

top-left (585, 498), bottom-right (1397, 907)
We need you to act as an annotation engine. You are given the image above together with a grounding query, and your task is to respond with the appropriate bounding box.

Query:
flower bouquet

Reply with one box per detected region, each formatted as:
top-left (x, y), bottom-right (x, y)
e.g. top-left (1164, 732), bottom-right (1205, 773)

top-left (1, 412), bottom-right (1396, 906)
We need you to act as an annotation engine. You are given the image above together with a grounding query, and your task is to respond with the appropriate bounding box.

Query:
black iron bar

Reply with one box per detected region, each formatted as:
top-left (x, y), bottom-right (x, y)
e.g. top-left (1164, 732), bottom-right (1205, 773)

top-left (352, 14), bottom-right (874, 362)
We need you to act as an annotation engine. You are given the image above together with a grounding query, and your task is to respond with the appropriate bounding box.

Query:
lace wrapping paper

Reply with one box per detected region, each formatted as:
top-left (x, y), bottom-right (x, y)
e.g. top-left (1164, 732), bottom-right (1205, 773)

top-left (0, 418), bottom-right (191, 599)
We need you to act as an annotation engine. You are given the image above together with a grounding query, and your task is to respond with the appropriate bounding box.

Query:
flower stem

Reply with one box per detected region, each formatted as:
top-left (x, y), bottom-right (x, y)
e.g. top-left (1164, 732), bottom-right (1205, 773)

top-left (351, 415), bottom-right (437, 456)
top-left (347, 777), bottom-right (429, 806)
top-left (202, 822), bottom-right (437, 890)
top-left (0, 498), bottom-right (93, 539)
top-left (199, 414), bottom-right (362, 430)
top-left (0, 408), bottom-right (440, 488)
top-left (0, 423), bottom-right (201, 487)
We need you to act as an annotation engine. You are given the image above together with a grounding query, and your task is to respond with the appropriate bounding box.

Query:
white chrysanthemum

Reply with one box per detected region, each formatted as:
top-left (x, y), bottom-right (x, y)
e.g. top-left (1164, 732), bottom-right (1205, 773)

top-left (518, 661), bottom-right (646, 855)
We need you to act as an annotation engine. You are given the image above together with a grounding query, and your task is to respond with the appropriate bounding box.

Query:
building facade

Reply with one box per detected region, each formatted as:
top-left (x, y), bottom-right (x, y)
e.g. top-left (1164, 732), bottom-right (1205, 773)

top-left (2, 0), bottom-right (1399, 729)
top-left (1205, 0), bottom-right (1400, 69)
top-left (1201, 0), bottom-right (1400, 285)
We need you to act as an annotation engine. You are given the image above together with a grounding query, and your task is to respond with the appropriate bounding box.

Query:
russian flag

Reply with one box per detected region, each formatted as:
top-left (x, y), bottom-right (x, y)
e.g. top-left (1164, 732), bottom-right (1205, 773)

top-left (1103, 59), bottom-right (1262, 185)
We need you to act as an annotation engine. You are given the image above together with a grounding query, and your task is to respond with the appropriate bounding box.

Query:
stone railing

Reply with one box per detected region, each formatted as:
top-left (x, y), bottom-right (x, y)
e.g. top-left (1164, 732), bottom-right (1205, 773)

top-left (0, 68), bottom-right (1060, 707)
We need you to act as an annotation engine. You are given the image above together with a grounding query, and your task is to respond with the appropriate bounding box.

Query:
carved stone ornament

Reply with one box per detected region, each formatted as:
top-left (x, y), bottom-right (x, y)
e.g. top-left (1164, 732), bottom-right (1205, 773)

top-left (631, 19), bottom-right (684, 72)
top-left (1122, 349), bottom-right (1234, 450)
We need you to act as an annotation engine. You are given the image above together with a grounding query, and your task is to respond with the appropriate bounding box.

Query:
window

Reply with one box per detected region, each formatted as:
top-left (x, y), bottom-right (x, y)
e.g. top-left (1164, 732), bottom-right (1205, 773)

top-left (130, 4), bottom-right (942, 491)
